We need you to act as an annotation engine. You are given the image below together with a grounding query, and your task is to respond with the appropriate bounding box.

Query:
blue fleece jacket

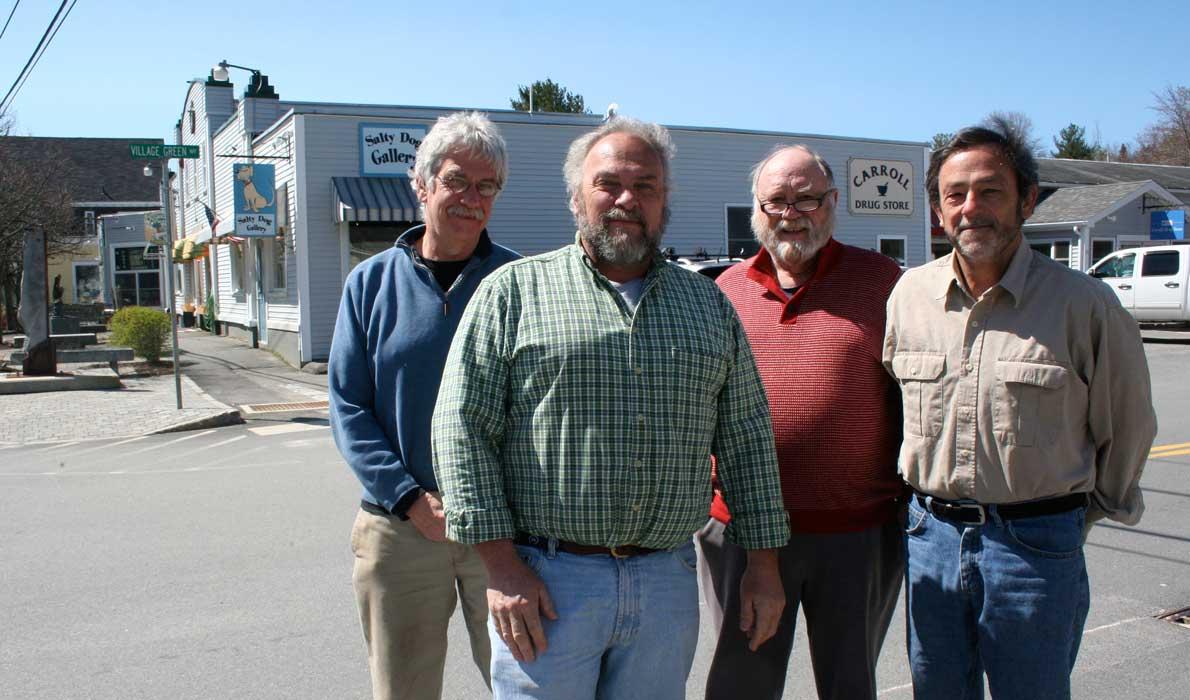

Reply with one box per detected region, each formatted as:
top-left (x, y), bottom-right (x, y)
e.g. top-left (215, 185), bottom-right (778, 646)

top-left (329, 225), bottom-right (519, 512)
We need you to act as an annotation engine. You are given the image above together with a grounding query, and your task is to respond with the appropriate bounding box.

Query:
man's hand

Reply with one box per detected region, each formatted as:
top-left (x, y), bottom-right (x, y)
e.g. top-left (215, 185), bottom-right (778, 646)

top-left (407, 491), bottom-right (447, 542)
top-left (475, 540), bottom-right (559, 662)
top-left (739, 548), bottom-right (784, 651)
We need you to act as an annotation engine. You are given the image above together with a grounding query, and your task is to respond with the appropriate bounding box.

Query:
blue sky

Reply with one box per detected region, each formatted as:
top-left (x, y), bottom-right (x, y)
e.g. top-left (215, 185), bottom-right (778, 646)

top-left (1, 0), bottom-right (1186, 151)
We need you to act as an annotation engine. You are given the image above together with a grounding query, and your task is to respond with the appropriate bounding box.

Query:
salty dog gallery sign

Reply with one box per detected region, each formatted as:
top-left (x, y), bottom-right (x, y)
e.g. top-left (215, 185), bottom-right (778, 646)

top-left (360, 123), bottom-right (428, 177)
top-left (848, 158), bottom-right (915, 216)
top-left (233, 163), bottom-right (277, 237)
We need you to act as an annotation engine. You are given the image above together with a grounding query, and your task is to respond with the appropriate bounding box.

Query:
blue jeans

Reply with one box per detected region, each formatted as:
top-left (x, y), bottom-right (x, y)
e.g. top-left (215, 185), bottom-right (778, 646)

top-left (490, 540), bottom-right (701, 700)
top-left (905, 498), bottom-right (1090, 700)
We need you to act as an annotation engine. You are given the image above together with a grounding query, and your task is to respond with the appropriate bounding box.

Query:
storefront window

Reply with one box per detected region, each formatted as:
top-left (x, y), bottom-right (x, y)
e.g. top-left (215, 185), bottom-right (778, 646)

top-left (878, 236), bottom-right (907, 268)
top-left (113, 245), bottom-right (163, 308)
top-left (73, 263), bottom-right (101, 303)
top-left (349, 223), bottom-right (414, 272)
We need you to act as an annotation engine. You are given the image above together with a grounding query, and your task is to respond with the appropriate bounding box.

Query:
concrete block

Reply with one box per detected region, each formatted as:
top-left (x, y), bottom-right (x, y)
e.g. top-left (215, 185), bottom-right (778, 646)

top-left (0, 373), bottom-right (121, 395)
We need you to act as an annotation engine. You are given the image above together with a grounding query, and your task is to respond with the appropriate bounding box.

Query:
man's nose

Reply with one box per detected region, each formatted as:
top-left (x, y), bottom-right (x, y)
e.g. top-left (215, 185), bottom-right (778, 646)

top-left (614, 187), bottom-right (638, 210)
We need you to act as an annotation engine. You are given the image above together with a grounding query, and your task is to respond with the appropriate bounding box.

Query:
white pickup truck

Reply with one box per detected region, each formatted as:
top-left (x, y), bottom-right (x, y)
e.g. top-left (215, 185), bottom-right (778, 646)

top-left (1087, 244), bottom-right (1190, 323)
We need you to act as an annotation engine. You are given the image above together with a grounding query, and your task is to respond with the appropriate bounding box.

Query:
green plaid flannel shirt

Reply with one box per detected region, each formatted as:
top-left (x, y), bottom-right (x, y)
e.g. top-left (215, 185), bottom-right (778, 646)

top-left (432, 240), bottom-right (789, 550)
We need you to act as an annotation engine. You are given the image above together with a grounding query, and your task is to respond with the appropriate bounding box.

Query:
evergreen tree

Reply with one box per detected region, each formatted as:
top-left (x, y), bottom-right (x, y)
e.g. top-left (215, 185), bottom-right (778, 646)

top-left (1052, 123), bottom-right (1097, 159)
top-left (510, 79), bottom-right (590, 114)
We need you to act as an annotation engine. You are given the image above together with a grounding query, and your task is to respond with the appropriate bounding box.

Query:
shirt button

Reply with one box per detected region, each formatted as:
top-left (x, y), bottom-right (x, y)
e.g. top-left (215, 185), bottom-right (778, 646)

top-left (631, 504), bottom-right (642, 512)
top-left (965, 363), bottom-right (973, 372)
top-left (970, 320), bottom-right (981, 328)
top-left (910, 367), bottom-right (919, 376)
top-left (634, 458), bottom-right (643, 468)
top-left (634, 366), bottom-right (643, 376)
top-left (637, 414), bottom-right (645, 425)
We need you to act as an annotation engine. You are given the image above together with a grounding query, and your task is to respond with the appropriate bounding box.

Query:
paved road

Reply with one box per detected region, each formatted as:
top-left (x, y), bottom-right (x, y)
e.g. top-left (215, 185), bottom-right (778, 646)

top-left (3, 340), bottom-right (1189, 699)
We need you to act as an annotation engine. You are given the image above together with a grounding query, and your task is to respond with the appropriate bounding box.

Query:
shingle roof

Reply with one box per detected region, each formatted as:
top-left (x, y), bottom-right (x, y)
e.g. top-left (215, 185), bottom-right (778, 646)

top-left (0, 136), bottom-right (163, 203)
top-left (1026, 181), bottom-right (1169, 226)
top-left (1039, 158), bottom-right (1190, 204)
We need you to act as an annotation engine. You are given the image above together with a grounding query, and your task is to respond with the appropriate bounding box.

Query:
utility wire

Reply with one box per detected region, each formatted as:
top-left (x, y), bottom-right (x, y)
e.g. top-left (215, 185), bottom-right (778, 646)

top-left (0, 0), bottom-right (76, 115)
top-left (0, 1), bottom-right (20, 45)
top-left (2, 0), bottom-right (76, 114)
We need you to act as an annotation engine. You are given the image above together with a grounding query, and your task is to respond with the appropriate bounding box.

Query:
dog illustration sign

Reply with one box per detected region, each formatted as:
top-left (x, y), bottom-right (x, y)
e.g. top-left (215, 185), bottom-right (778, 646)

top-left (233, 163), bottom-right (277, 237)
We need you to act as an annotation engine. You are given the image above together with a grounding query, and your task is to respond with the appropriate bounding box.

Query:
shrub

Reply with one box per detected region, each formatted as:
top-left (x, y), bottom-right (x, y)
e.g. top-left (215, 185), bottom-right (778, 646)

top-left (109, 307), bottom-right (172, 363)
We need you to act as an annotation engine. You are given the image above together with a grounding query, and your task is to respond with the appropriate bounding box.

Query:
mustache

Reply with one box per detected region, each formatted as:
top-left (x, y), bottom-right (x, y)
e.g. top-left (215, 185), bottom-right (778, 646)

top-left (956, 219), bottom-right (995, 233)
top-left (776, 220), bottom-right (809, 233)
top-left (447, 205), bottom-right (485, 220)
top-left (601, 207), bottom-right (644, 225)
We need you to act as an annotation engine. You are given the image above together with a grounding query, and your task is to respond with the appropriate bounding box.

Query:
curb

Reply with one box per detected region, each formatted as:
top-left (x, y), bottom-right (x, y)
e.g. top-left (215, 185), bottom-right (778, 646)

top-left (151, 409), bottom-right (244, 434)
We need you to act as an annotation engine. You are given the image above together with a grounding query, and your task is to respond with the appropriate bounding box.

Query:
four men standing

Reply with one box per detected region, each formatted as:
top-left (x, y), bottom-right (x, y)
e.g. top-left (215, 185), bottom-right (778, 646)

top-left (330, 110), bottom-right (1157, 699)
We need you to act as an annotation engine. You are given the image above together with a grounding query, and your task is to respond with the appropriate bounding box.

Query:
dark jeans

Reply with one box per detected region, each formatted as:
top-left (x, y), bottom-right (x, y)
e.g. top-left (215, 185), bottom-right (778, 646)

top-left (695, 517), bottom-right (904, 700)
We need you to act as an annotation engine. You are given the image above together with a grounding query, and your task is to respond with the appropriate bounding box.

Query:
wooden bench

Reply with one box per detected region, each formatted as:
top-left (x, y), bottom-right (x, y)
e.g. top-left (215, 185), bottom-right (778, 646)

top-left (12, 333), bottom-right (99, 349)
top-left (11, 347), bottom-right (135, 375)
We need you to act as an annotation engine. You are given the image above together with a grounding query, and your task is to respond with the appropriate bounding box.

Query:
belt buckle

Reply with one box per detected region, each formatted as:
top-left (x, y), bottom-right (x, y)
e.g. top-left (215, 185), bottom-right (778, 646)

top-left (609, 545), bottom-right (633, 559)
top-left (967, 504), bottom-right (987, 525)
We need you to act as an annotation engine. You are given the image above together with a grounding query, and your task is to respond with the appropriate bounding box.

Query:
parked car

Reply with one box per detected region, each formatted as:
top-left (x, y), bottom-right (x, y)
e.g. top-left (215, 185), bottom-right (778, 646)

top-left (1087, 244), bottom-right (1190, 323)
top-left (670, 253), bottom-right (744, 280)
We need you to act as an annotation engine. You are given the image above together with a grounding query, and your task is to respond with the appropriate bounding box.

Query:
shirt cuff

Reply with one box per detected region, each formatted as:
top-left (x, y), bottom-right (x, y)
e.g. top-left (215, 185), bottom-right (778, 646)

top-left (391, 488), bottom-right (423, 521)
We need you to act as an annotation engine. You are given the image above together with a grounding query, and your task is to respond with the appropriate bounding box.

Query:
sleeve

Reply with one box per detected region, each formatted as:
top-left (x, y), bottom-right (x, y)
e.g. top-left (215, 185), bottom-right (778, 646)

top-left (711, 297), bottom-right (790, 550)
top-left (328, 270), bottom-right (417, 513)
top-left (1085, 302), bottom-right (1158, 526)
top-left (432, 276), bottom-right (516, 544)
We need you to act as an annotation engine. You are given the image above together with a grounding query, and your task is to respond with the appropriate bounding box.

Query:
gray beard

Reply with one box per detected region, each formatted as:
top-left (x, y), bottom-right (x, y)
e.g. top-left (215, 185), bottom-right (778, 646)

top-left (754, 211), bottom-right (833, 269)
top-left (577, 209), bottom-right (668, 267)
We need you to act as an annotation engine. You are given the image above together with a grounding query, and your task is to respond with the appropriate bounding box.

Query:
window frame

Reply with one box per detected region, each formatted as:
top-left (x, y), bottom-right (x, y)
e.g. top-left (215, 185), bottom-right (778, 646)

top-left (877, 234), bottom-right (908, 269)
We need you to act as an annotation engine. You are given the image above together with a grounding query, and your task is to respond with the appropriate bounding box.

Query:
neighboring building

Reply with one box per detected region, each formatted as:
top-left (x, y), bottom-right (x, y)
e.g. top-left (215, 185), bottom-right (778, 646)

top-left (929, 157), bottom-right (1190, 269)
top-left (173, 67), bottom-right (929, 367)
top-left (0, 136), bottom-right (162, 305)
top-left (96, 210), bottom-right (170, 309)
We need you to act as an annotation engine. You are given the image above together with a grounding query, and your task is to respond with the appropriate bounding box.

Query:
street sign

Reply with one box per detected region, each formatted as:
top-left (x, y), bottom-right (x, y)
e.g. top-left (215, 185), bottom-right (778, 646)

top-left (129, 143), bottom-right (199, 159)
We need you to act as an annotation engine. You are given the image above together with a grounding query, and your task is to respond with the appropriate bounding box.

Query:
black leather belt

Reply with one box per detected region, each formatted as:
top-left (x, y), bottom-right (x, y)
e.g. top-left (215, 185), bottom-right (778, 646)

top-left (514, 533), bottom-right (660, 559)
top-left (916, 492), bottom-right (1088, 525)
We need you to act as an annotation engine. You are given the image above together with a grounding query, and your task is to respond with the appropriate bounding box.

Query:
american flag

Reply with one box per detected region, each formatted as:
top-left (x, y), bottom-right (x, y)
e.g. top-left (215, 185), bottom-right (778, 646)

top-left (203, 202), bottom-right (243, 243)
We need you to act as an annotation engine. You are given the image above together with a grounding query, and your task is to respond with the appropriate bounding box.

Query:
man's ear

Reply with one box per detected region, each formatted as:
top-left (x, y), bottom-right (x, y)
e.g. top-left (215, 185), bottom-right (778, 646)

top-left (414, 176), bottom-right (429, 204)
top-left (1020, 184), bottom-right (1039, 220)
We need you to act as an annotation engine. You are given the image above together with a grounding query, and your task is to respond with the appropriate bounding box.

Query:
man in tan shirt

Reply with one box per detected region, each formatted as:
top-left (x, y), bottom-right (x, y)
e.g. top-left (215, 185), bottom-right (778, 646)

top-left (883, 119), bottom-right (1156, 700)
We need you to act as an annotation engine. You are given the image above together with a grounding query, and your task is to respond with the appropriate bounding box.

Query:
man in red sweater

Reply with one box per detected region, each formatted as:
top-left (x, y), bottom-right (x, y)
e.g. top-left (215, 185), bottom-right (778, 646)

top-left (696, 144), bottom-right (904, 700)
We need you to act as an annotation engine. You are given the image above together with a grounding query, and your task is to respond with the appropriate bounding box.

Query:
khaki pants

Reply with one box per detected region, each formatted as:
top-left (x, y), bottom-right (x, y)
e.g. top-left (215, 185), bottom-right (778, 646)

top-left (351, 508), bottom-right (490, 700)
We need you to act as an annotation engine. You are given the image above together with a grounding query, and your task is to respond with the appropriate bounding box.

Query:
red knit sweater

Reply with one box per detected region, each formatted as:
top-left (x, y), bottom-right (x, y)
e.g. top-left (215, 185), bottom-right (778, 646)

top-left (712, 240), bottom-right (904, 533)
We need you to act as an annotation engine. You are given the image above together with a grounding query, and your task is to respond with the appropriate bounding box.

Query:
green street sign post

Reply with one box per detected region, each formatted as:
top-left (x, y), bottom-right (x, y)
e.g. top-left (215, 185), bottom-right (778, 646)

top-left (129, 143), bottom-right (199, 159)
top-left (127, 142), bottom-right (199, 409)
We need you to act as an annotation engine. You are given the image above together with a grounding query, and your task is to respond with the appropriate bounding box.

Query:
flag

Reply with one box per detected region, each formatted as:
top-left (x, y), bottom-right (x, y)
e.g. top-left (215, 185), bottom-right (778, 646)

top-left (203, 202), bottom-right (243, 243)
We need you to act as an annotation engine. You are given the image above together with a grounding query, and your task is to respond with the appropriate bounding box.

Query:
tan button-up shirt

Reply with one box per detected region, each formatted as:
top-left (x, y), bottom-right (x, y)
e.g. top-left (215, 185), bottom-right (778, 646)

top-left (883, 240), bottom-right (1157, 525)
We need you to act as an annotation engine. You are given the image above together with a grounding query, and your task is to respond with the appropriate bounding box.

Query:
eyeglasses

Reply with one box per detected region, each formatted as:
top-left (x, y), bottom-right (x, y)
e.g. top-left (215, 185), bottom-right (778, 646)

top-left (759, 188), bottom-right (837, 216)
top-left (435, 174), bottom-right (501, 198)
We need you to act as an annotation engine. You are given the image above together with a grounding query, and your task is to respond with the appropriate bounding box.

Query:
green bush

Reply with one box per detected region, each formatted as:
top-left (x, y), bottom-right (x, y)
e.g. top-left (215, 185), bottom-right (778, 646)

top-left (110, 307), bottom-right (172, 363)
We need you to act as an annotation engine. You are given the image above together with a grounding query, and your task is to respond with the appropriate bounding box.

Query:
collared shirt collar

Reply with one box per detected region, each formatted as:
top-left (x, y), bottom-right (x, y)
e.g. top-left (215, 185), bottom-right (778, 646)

top-left (397, 224), bottom-right (494, 261)
top-left (933, 236), bottom-right (1031, 308)
top-left (743, 238), bottom-right (843, 324)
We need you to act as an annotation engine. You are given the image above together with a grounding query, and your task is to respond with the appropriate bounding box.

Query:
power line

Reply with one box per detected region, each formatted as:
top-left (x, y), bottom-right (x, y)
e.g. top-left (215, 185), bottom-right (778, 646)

top-left (0, 0), bottom-right (76, 116)
top-left (0, 1), bottom-right (21, 45)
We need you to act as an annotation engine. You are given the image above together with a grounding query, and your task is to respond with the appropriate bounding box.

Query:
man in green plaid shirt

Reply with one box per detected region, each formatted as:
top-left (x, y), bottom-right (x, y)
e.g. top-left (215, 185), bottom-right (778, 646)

top-left (432, 117), bottom-right (789, 700)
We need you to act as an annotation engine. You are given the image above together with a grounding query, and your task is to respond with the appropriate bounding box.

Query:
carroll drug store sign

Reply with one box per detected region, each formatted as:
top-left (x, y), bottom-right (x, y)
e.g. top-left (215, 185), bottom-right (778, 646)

top-left (848, 158), bottom-right (914, 216)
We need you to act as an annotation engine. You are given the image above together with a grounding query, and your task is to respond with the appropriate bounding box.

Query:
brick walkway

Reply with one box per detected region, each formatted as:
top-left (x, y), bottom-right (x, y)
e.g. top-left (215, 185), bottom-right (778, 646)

top-left (0, 373), bottom-right (239, 446)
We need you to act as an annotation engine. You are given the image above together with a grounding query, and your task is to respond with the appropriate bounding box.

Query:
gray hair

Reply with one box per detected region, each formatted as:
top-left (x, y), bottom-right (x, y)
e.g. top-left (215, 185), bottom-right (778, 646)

top-left (563, 116), bottom-right (676, 204)
top-left (411, 111), bottom-right (508, 190)
top-left (748, 144), bottom-right (834, 198)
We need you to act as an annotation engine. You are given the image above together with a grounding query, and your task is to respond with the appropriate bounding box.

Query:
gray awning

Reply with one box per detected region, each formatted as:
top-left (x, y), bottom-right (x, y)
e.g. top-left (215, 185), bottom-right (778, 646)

top-left (332, 176), bottom-right (422, 223)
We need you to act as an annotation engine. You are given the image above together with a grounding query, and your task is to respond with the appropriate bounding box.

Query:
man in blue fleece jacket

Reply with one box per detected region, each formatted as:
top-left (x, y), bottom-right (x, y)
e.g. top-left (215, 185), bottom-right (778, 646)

top-left (329, 111), bottom-right (519, 700)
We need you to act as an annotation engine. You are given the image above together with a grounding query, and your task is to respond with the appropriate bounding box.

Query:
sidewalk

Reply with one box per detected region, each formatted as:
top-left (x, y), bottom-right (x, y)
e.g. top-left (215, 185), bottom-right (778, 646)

top-left (0, 371), bottom-right (240, 445)
top-left (0, 327), bottom-right (331, 446)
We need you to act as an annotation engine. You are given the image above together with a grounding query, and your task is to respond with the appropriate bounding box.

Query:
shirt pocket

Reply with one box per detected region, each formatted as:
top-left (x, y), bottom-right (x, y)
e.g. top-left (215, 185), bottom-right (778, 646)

top-left (667, 347), bottom-right (727, 434)
top-left (890, 353), bottom-right (946, 438)
top-left (993, 361), bottom-right (1069, 447)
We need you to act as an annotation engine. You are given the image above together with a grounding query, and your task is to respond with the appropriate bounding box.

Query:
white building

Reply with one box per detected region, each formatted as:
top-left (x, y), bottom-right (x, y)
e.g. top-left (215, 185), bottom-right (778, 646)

top-left (172, 67), bottom-right (929, 367)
